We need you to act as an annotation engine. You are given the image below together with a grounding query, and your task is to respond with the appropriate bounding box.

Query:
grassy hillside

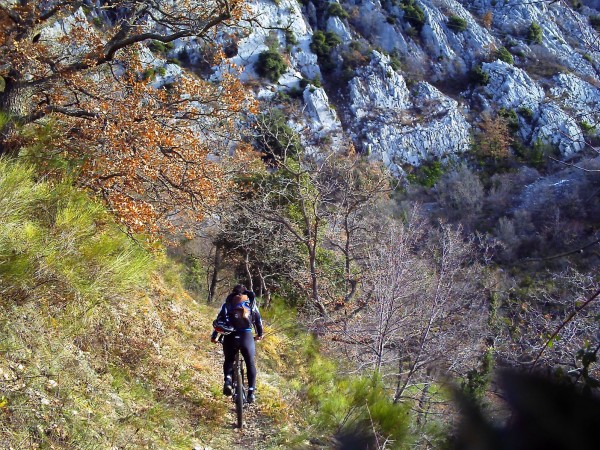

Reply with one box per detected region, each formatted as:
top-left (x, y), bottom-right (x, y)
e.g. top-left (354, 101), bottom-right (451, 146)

top-left (0, 159), bottom-right (298, 448)
top-left (0, 159), bottom-right (417, 449)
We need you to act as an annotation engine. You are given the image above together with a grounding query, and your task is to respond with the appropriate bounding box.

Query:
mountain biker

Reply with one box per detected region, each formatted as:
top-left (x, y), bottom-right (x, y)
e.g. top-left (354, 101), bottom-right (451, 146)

top-left (211, 284), bottom-right (263, 403)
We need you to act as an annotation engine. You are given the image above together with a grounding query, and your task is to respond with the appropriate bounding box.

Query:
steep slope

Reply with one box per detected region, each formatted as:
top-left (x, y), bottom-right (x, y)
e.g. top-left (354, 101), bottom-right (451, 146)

top-left (41, 1), bottom-right (599, 172)
top-left (0, 161), bottom-right (306, 449)
top-left (201, 0), bottom-right (600, 171)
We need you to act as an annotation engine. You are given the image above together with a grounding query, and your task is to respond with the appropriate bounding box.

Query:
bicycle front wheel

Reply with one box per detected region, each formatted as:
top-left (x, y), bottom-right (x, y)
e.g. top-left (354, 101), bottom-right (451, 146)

top-left (235, 366), bottom-right (244, 428)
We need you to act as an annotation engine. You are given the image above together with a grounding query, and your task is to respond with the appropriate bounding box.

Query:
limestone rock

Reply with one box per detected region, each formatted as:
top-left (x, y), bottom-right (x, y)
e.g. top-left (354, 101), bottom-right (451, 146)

top-left (348, 52), bottom-right (471, 171)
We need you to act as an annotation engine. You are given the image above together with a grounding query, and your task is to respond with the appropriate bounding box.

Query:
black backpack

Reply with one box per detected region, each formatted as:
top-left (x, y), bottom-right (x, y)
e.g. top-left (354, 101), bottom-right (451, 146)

top-left (227, 294), bottom-right (254, 330)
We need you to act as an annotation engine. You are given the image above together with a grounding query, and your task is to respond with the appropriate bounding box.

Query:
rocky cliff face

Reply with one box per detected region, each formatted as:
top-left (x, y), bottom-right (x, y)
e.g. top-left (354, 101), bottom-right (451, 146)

top-left (205, 0), bottom-right (600, 171)
top-left (52, 0), bottom-right (600, 171)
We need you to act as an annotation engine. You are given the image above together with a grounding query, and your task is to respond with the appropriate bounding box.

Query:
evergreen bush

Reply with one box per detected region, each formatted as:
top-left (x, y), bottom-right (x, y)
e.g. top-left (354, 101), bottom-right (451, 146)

top-left (447, 14), bottom-right (468, 32)
top-left (307, 358), bottom-right (411, 447)
top-left (255, 109), bottom-right (303, 159)
top-left (407, 160), bottom-right (444, 187)
top-left (142, 67), bottom-right (156, 81)
top-left (285, 30), bottom-right (298, 46)
top-left (518, 106), bottom-right (534, 122)
top-left (328, 2), bottom-right (349, 19)
top-left (514, 138), bottom-right (559, 168)
top-left (470, 64), bottom-right (489, 85)
top-left (580, 120), bottom-right (596, 134)
top-left (255, 50), bottom-right (288, 82)
top-left (389, 54), bottom-right (403, 71)
top-left (148, 40), bottom-right (174, 55)
top-left (496, 46), bottom-right (514, 65)
top-left (310, 31), bottom-right (342, 71)
top-left (499, 107), bottom-right (519, 132)
top-left (401, 0), bottom-right (426, 32)
top-left (527, 21), bottom-right (543, 44)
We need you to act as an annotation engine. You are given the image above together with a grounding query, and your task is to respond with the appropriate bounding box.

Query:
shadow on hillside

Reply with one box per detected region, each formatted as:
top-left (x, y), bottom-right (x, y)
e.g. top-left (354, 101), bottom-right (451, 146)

top-left (452, 370), bottom-right (600, 450)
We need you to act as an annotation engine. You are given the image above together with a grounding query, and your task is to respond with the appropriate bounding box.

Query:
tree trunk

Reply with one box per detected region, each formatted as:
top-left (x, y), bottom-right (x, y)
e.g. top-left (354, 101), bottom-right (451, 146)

top-left (244, 250), bottom-right (253, 291)
top-left (416, 384), bottom-right (431, 426)
top-left (1, 78), bottom-right (29, 115)
top-left (0, 76), bottom-right (35, 155)
top-left (207, 243), bottom-right (223, 303)
top-left (257, 267), bottom-right (271, 308)
top-left (344, 215), bottom-right (352, 296)
top-left (308, 244), bottom-right (327, 315)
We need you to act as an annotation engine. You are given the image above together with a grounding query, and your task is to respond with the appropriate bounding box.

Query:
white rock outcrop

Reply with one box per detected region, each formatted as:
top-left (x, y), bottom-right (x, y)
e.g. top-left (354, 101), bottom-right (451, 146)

top-left (348, 52), bottom-right (471, 171)
top-left (421, 0), bottom-right (496, 74)
top-left (132, 0), bottom-right (600, 165)
top-left (34, 0), bottom-right (600, 170)
top-left (326, 16), bottom-right (352, 42)
top-left (550, 73), bottom-right (600, 128)
top-left (533, 104), bottom-right (585, 156)
top-left (348, 0), bottom-right (410, 53)
top-left (303, 87), bottom-right (341, 134)
top-left (224, 0), bottom-right (320, 86)
top-left (482, 61), bottom-right (545, 110)
top-left (471, 0), bottom-right (598, 79)
top-left (480, 61), bottom-right (591, 155)
top-left (349, 54), bottom-right (412, 119)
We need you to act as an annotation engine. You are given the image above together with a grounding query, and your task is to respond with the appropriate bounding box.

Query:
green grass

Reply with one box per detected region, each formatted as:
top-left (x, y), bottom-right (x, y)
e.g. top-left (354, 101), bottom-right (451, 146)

top-left (0, 158), bottom-right (153, 303)
top-left (0, 158), bottom-right (219, 448)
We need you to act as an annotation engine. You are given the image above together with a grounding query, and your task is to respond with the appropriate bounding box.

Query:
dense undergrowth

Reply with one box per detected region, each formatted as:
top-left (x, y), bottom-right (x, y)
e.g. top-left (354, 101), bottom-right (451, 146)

top-left (0, 158), bottom-right (418, 449)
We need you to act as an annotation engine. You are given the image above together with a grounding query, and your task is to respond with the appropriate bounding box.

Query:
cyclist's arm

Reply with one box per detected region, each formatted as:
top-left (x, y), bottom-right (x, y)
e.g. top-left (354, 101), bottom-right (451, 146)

top-left (214, 303), bottom-right (228, 322)
top-left (252, 304), bottom-right (264, 338)
top-left (210, 303), bottom-right (228, 341)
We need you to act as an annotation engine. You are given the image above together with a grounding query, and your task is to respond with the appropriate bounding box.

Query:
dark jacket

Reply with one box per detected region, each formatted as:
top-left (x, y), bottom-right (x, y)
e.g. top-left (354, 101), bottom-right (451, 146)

top-left (211, 290), bottom-right (263, 340)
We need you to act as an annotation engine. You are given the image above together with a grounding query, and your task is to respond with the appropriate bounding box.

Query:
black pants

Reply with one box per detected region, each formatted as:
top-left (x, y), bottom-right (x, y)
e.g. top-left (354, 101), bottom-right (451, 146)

top-left (223, 331), bottom-right (256, 389)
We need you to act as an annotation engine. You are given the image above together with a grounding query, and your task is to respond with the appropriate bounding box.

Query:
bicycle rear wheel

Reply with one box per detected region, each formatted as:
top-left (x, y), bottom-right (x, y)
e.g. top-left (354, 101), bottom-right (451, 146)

top-left (235, 355), bottom-right (244, 428)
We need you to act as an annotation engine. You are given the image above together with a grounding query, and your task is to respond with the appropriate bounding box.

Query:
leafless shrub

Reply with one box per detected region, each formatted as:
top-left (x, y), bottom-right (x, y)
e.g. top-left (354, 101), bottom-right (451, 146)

top-left (495, 269), bottom-right (600, 382)
top-left (334, 208), bottom-right (490, 415)
top-left (527, 46), bottom-right (569, 79)
top-left (434, 165), bottom-right (485, 230)
top-left (494, 217), bottom-right (519, 261)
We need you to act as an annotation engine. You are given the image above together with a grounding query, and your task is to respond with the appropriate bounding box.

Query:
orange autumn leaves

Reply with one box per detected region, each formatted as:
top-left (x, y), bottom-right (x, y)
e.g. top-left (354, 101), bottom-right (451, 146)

top-left (65, 54), bottom-right (254, 236)
top-left (0, 1), bottom-right (255, 237)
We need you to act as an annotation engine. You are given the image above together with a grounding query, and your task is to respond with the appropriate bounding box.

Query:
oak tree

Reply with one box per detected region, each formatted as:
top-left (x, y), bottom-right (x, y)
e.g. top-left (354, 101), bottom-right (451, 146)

top-left (476, 113), bottom-right (513, 161)
top-left (0, 0), bottom-right (255, 235)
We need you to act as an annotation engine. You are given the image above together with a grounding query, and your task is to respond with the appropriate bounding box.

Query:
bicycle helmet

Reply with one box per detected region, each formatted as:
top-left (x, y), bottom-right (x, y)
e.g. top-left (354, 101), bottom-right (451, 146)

top-left (213, 319), bottom-right (235, 335)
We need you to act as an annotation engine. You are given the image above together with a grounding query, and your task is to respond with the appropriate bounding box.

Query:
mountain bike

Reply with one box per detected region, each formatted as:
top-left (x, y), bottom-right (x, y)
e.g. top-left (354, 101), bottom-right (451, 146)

top-left (213, 320), bottom-right (261, 429)
top-left (231, 348), bottom-right (247, 428)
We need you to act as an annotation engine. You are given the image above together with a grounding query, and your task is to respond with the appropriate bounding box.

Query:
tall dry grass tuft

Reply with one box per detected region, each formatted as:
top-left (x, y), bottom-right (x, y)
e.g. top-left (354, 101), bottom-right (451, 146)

top-left (0, 158), bottom-right (153, 305)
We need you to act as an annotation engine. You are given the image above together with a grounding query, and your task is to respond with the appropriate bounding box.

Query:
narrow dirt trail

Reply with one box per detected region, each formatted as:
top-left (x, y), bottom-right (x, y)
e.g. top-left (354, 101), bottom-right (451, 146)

top-left (195, 338), bottom-right (286, 450)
